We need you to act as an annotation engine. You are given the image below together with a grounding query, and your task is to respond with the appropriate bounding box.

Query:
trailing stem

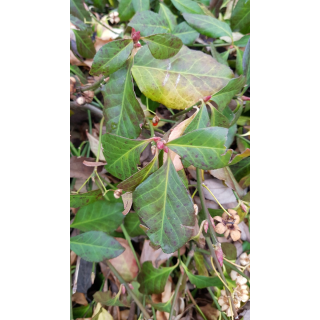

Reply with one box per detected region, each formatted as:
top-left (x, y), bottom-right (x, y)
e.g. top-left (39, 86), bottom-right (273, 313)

top-left (196, 168), bottom-right (239, 319)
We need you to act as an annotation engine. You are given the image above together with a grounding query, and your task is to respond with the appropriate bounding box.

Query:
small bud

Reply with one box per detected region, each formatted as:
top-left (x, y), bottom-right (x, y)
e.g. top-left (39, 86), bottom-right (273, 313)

top-left (153, 137), bottom-right (161, 142)
top-left (131, 28), bottom-right (141, 43)
top-left (114, 189), bottom-right (123, 199)
top-left (163, 146), bottom-right (169, 153)
top-left (76, 95), bottom-right (86, 105)
top-left (156, 140), bottom-right (165, 149)
top-left (91, 272), bottom-right (95, 284)
top-left (241, 95), bottom-right (250, 101)
top-left (203, 95), bottom-right (212, 103)
top-left (240, 201), bottom-right (248, 213)
top-left (151, 145), bottom-right (157, 155)
top-left (152, 115), bottom-right (160, 126)
top-left (204, 221), bottom-right (209, 233)
top-left (215, 244), bottom-right (224, 267)
top-left (134, 42), bottom-right (141, 48)
top-left (193, 204), bottom-right (198, 216)
top-left (128, 283), bottom-right (134, 290)
top-left (121, 285), bottom-right (126, 295)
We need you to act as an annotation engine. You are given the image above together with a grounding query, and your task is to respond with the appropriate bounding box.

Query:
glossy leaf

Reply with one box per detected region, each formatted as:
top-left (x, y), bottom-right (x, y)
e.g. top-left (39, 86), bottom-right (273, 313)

top-left (70, 0), bottom-right (91, 21)
top-left (231, 0), bottom-right (250, 34)
top-left (132, 0), bottom-right (150, 12)
top-left (123, 212), bottom-right (145, 237)
top-left (73, 30), bottom-right (96, 59)
top-left (133, 157), bottom-right (195, 253)
top-left (235, 46), bottom-right (244, 75)
top-left (180, 261), bottom-right (223, 288)
top-left (102, 58), bottom-right (144, 139)
top-left (132, 45), bottom-right (233, 110)
top-left (90, 39), bottom-right (133, 76)
top-left (118, 0), bottom-right (135, 21)
top-left (101, 134), bottom-right (151, 180)
top-left (128, 11), bottom-right (170, 37)
top-left (243, 38), bottom-right (250, 86)
top-left (70, 231), bottom-right (125, 262)
top-left (183, 13), bottom-right (233, 39)
top-left (143, 34), bottom-right (183, 59)
top-left (167, 127), bottom-right (234, 170)
top-left (159, 3), bottom-right (177, 31)
top-left (171, 0), bottom-right (203, 14)
top-left (211, 76), bottom-right (246, 111)
top-left (71, 199), bottom-right (124, 233)
top-left (137, 261), bottom-right (177, 294)
top-left (70, 189), bottom-right (102, 208)
top-left (172, 22), bottom-right (199, 45)
top-left (117, 154), bottom-right (159, 192)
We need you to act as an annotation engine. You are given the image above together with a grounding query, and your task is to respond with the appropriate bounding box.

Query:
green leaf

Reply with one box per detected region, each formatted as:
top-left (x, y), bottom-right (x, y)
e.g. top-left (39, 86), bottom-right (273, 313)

top-left (172, 22), bottom-right (199, 46)
top-left (167, 127), bottom-right (237, 170)
top-left (137, 261), bottom-right (177, 294)
top-left (220, 50), bottom-right (230, 61)
top-left (94, 290), bottom-right (126, 307)
top-left (231, 0), bottom-right (250, 34)
top-left (235, 47), bottom-right (244, 75)
top-left (143, 34), bottom-right (183, 59)
top-left (194, 251), bottom-right (209, 276)
top-left (226, 123), bottom-right (237, 148)
top-left (159, 3), bottom-right (177, 32)
top-left (118, 0), bottom-right (135, 21)
top-left (180, 261), bottom-right (223, 288)
top-left (177, 169), bottom-right (188, 188)
top-left (234, 35), bottom-right (250, 47)
top-left (101, 134), bottom-right (151, 180)
top-left (71, 199), bottom-right (124, 233)
top-left (70, 189), bottom-right (102, 208)
top-left (133, 157), bottom-right (195, 253)
top-left (243, 38), bottom-right (250, 86)
top-left (132, 45), bottom-right (233, 110)
top-left (183, 13), bottom-right (233, 39)
top-left (171, 0), bottom-right (203, 14)
top-left (70, 14), bottom-right (90, 32)
top-left (221, 243), bottom-right (237, 260)
top-left (132, 0), bottom-right (150, 12)
top-left (147, 297), bottom-right (173, 313)
top-left (123, 212), bottom-right (145, 237)
top-left (210, 76), bottom-right (246, 111)
top-left (70, 65), bottom-right (87, 84)
top-left (73, 30), bottom-right (96, 59)
top-left (117, 154), bottom-right (159, 192)
top-left (90, 39), bottom-right (133, 76)
top-left (210, 43), bottom-right (229, 66)
top-left (184, 105), bottom-right (210, 134)
top-left (210, 106), bottom-right (231, 128)
top-left (73, 304), bottom-right (93, 318)
top-left (101, 58), bottom-right (144, 139)
top-left (128, 11), bottom-right (170, 37)
top-left (70, 231), bottom-right (125, 262)
top-left (70, 0), bottom-right (91, 22)
top-left (230, 157), bottom-right (250, 182)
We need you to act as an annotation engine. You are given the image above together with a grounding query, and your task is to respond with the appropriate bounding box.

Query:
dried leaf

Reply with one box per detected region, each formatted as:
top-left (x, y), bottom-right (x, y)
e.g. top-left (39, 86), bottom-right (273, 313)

top-left (70, 156), bottom-right (103, 179)
top-left (72, 292), bottom-right (88, 306)
top-left (121, 192), bottom-right (132, 215)
top-left (87, 132), bottom-right (106, 161)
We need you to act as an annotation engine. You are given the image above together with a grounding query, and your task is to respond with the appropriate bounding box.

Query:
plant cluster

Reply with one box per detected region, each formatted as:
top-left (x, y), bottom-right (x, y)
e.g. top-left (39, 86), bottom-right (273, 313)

top-left (70, 0), bottom-right (250, 319)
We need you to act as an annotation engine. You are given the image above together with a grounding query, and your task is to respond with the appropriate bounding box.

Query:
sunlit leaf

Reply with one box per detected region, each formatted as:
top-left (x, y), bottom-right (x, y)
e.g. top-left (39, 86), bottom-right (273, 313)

top-left (70, 231), bottom-right (125, 262)
top-left (143, 34), bottom-right (183, 59)
top-left (183, 13), bottom-right (233, 39)
top-left (172, 22), bottom-right (199, 45)
top-left (138, 261), bottom-right (177, 294)
top-left (184, 105), bottom-right (210, 134)
top-left (71, 199), bottom-right (124, 232)
top-left (90, 39), bottom-right (133, 76)
top-left (101, 134), bottom-right (151, 180)
top-left (133, 157), bottom-right (195, 253)
top-left (128, 11), bottom-right (170, 37)
top-left (132, 45), bottom-right (233, 110)
top-left (159, 3), bottom-right (177, 31)
top-left (102, 57), bottom-right (144, 139)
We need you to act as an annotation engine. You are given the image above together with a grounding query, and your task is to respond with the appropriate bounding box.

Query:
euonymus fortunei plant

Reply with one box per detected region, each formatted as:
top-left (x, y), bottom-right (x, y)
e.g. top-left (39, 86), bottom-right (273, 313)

top-left (71, 0), bottom-right (250, 318)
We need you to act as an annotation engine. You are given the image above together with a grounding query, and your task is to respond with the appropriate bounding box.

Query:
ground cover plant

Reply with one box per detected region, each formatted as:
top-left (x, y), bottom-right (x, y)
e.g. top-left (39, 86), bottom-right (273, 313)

top-left (70, 0), bottom-right (250, 319)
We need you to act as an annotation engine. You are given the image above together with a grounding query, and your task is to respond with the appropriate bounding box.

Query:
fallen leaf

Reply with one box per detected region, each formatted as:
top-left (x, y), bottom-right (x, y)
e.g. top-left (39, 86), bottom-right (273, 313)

top-left (87, 132), bottom-right (106, 161)
top-left (106, 238), bottom-right (139, 282)
top-left (201, 179), bottom-right (237, 205)
top-left (72, 292), bottom-right (88, 306)
top-left (70, 156), bottom-right (103, 179)
top-left (83, 160), bottom-right (107, 167)
top-left (199, 304), bottom-right (220, 320)
top-left (92, 303), bottom-right (114, 320)
top-left (121, 192), bottom-right (132, 215)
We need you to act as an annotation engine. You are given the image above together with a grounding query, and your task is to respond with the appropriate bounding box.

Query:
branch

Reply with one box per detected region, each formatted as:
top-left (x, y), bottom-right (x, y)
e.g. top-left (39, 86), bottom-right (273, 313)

top-left (70, 101), bottom-right (103, 117)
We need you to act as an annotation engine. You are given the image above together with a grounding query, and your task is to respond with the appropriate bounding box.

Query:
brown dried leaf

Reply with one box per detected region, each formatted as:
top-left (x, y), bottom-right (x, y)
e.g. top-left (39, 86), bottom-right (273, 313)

top-left (70, 156), bottom-right (103, 179)
top-left (198, 304), bottom-right (220, 320)
top-left (72, 292), bottom-right (88, 306)
top-left (83, 160), bottom-right (107, 167)
top-left (121, 192), bottom-right (132, 216)
top-left (87, 132), bottom-right (106, 161)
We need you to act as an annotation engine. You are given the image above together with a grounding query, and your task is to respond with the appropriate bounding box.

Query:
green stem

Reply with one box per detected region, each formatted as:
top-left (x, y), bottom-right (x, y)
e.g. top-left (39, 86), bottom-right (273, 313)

top-left (95, 117), bottom-right (104, 164)
top-left (151, 301), bottom-right (156, 320)
top-left (169, 245), bottom-right (194, 320)
top-left (147, 119), bottom-right (155, 138)
top-left (87, 110), bottom-right (92, 134)
top-left (70, 142), bottom-right (80, 156)
top-left (121, 223), bottom-right (141, 272)
top-left (79, 77), bottom-right (105, 92)
top-left (70, 178), bottom-right (77, 191)
top-left (93, 96), bottom-right (105, 110)
top-left (187, 289), bottom-right (208, 320)
top-left (87, 12), bottom-right (119, 35)
top-left (70, 272), bottom-right (73, 320)
top-left (171, 105), bottom-right (195, 119)
top-left (105, 260), bottom-right (151, 319)
top-left (207, 287), bottom-right (229, 320)
top-left (235, 133), bottom-right (250, 145)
